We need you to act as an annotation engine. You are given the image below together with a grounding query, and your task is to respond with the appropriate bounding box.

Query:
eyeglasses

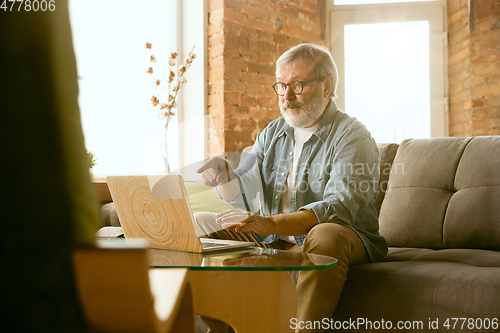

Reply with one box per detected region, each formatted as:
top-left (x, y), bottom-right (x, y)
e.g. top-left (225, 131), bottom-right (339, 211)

top-left (272, 77), bottom-right (323, 96)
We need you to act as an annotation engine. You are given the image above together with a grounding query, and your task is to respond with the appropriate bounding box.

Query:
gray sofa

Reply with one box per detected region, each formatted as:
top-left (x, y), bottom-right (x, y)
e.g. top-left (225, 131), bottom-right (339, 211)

top-left (332, 137), bottom-right (500, 332)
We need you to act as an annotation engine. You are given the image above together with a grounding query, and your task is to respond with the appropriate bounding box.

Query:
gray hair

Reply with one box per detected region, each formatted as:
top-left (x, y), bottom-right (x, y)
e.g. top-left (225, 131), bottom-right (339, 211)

top-left (276, 43), bottom-right (338, 99)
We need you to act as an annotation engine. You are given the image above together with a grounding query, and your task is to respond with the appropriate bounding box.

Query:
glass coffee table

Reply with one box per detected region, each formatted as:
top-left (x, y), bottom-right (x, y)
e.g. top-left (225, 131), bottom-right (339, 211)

top-left (148, 246), bottom-right (337, 333)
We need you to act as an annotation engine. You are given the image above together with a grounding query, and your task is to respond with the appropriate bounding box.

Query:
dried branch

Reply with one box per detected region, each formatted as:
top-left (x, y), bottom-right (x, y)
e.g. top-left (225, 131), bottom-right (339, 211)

top-left (146, 42), bottom-right (196, 131)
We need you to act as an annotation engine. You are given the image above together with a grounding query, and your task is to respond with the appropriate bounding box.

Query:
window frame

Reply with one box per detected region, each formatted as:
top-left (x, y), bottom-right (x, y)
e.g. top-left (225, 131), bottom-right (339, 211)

top-left (326, 0), bottom-right (449, 140)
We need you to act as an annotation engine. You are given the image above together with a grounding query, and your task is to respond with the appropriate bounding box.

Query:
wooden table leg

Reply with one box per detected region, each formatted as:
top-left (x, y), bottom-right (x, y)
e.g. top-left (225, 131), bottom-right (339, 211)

top-left (189, 270), bottom-right (297, 333)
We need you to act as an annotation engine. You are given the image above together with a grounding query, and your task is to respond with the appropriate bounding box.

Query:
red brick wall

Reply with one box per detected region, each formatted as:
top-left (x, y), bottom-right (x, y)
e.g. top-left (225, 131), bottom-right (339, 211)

top-left (448, 0), bottom-right (500, 136)
top-left (207, 1), bottom-right (499, 147)
top-left (207, 0), bottom-right (325, 158)
top-left (447, 0), bottom-right (473, 136)
top-left (469, 0), bottom-right (500, 135)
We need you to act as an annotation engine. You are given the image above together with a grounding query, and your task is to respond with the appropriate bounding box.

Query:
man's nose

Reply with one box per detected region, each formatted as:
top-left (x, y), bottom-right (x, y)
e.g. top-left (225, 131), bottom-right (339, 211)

top-left (283, 85), bottom-right (296, 100)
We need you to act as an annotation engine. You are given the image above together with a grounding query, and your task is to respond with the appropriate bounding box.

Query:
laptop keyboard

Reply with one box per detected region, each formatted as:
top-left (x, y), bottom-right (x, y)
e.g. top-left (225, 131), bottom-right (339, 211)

top-left (202, 242), bottom-right (231, 249)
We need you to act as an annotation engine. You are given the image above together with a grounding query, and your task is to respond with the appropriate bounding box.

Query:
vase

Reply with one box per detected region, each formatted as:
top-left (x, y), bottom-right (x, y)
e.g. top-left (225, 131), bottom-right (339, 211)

top-left (160, 138), bottom-right (171, 174)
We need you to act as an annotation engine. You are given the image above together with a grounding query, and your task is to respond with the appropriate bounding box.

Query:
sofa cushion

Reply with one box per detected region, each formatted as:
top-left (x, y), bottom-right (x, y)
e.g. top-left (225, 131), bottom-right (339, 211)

top-left (380, 187), bottom-right (454, 248)
top-left (444, 136), bottom-right (500, 251)
top-left (100, 202), bottom-right (121, 227)
top-left (333, 256), bottom-right (500, 329)
top-left (382, 138), bottom-right (472, 189)
top-left (384, 247), bottom-right (500, 267)
top-left (380, 137), bottom-right (500, 251)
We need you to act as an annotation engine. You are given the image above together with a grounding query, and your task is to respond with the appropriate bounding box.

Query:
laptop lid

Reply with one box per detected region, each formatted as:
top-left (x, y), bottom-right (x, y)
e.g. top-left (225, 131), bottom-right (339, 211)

top-left (106, 175), bottom-right (253, 253)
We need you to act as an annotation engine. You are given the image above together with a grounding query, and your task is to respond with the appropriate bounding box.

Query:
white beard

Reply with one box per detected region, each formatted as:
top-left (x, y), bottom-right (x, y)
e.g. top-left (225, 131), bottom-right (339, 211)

top-left (279, 88), bottom-right (325, 128)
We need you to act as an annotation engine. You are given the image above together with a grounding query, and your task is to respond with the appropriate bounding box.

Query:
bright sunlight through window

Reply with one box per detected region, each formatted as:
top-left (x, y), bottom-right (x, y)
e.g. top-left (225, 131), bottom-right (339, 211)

top-left (69, 0), bottom-right (178, 177)
top-left (344, 21), bottom-right (431, 143)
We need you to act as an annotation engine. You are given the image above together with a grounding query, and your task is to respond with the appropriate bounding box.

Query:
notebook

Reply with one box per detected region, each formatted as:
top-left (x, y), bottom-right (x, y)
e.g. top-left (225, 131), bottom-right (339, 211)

top-left (106, 175), bottom-right (255, 253)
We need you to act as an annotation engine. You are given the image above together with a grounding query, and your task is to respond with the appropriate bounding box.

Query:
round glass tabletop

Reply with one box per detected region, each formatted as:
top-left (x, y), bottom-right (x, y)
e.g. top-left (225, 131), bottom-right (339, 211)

top-left (148, 247), bottom-right (338, 271)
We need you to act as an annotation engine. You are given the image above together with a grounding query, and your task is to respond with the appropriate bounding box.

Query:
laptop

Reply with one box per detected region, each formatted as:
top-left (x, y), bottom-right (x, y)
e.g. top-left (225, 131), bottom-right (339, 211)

top-left (106, 175), bottom-right (255, 253)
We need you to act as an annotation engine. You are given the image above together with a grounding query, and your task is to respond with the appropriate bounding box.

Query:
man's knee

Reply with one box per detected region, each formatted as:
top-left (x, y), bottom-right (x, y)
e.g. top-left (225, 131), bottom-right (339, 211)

top-left (193, 212), bottom-right (217, 237)
top-left (303, 223), bottom-right (355, 256)
top-left (193, 212), bottom-right (216, 224)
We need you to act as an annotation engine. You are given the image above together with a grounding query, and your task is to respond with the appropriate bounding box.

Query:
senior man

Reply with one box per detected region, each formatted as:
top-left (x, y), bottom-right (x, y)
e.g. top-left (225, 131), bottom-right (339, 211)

top-left (196, 43), bottom-right (387, 333)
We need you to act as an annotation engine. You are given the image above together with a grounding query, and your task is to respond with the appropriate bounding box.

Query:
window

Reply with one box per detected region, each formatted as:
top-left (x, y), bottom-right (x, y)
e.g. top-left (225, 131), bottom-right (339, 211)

top-left (69, 0), bottom-right (206, 179)
top-left (327, 0), bottom-right (448, 143)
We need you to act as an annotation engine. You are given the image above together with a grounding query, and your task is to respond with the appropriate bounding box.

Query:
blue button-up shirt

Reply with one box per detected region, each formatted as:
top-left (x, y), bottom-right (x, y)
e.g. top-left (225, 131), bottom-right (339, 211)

top-left (219, 100), bottom-right (388, 262)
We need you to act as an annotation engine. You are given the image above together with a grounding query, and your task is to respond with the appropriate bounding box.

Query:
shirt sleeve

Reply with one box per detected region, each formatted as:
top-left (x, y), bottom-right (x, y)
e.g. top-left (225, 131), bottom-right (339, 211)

top-left (215, 130), bottom-right (266, 214)
top-left (299, 133), bottom-right (380, 226)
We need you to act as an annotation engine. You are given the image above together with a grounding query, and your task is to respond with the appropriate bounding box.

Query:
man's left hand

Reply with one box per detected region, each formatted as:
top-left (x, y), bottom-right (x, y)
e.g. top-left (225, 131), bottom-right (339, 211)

top-left (215, 209), bottom-right (275, 237)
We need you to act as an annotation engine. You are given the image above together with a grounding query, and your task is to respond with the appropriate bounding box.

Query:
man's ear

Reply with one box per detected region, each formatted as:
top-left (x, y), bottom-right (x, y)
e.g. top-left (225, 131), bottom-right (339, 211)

top-left (324, 75), bottom-right (334, 97)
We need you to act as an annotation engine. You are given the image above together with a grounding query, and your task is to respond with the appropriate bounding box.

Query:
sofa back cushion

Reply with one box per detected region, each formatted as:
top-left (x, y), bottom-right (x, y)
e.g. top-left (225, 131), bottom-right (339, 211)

top-left (379, 137), bottom-right (500, 251)
top-left (444, 136), bottom-right (500, 250)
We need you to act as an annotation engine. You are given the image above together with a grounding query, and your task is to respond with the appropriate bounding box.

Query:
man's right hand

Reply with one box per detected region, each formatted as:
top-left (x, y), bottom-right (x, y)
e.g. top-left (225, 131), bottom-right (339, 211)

top-left (196, 156), bottom-right (236, 187)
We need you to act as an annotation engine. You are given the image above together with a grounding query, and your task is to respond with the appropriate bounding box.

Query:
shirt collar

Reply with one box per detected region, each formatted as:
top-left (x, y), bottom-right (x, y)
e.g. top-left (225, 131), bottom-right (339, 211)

top-left (314, 99), bottom-right (338, 142)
